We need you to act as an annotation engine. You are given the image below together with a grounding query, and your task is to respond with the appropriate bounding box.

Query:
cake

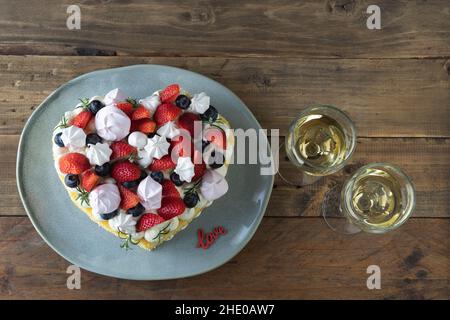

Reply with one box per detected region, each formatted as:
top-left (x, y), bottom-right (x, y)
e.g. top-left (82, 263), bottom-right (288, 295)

top-left (52, 84), bottom-right (234, 250)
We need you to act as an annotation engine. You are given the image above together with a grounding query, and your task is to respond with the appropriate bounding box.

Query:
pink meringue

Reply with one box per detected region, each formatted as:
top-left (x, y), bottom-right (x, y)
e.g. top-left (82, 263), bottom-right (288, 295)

top-left (95, 106), bottom-right (131, 141)
top-left (103, 88), bottom-right (127, 107)
top-left (200, 170), bottom-right (229, 201)
top-left (137, 176), bottom-right (162, 211)
top-left (89, 184), bottom-right (121, 216)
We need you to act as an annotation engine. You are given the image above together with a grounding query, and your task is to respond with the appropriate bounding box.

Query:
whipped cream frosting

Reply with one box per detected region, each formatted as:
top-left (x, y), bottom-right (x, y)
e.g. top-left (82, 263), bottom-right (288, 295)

top-left (139, 92), bottom-right (160, 113)
top-left (128, 131), bottom-right (148, 149)
top-left (137, 176), bottom-right (162, 211)
top-left (157, 121), bottom-right (180, 139)
top-left (200, 170), bottom-right (228, 201)
top-left (175, 156), bottom-right (195, 183)
top-left (95, 106), bottom-right (131, 141)
top-left (109, 212), bottom-right (136, 234)
top-left (89, 184), bottom-right (121, 216)
top-left (60, 125), bottom-right (86, 151)
top-left (103, 88), bottom-right (127, 107)
top-left (144, 135), bottom-right (170, 159)
top-left (190, 92), bottom-right (210, 114)
top-left (86, 142), bottom-right (112, 166)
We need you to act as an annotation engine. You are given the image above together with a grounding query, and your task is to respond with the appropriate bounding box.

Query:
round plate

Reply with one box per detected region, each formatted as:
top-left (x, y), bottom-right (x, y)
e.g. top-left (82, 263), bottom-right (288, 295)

top-left (16, 65), bottom-right (274, 280)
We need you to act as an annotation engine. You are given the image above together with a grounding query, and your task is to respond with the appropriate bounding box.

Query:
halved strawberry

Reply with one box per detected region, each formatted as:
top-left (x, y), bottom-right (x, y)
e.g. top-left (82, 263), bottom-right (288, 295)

top-left (157, 197), bottom-right (186, 220)
top-left (192, 162), bottom-right (207, 182)
top-left (204, 127), bottom-right (227, 150)
top-left (178, 112), bottom-right (201, 137)
top-left (153, 103), bottom-right (182, 126)
top-left (136, 213), bottom-right (165, 232)
top-left (80, 170), bottom-right (100, 192)
top-left (59, 153), bottom-right (90, 174)
top-left (118, 185), bottom-right (140, 210)
top-left (160, 84), bottom-right (180, 103)
top-left (131, 106), bottom-right (151, 120)
top-left (110, 141), bottom-right (136, 160)
top-left (116, 102), bottom-right (134, 117)
top-left (135, 119), bottom-right (156, 134)
top-left (111, 162), bottom-right (141, 183)
top-left (71, 110), bottom-right (92, 129)
top-left (148, 155), bottom-right (176, 171)
top-left (161, 180), bottom-right (180, 198)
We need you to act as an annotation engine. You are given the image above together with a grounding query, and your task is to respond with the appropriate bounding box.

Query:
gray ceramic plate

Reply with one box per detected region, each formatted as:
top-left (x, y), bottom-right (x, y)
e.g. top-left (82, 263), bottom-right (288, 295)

top-left (16, 64), bottom-right (274, 280)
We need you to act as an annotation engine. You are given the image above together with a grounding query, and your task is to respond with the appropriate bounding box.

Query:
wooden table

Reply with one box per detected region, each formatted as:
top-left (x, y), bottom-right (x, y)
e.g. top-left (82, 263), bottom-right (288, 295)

top-left (0, 0), bottom-right (448, 299)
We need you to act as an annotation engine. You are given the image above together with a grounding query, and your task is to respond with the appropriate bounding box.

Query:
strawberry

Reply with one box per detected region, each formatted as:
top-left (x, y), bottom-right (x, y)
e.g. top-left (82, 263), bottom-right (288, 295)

top-left (136, 213), bottom-right (165, 232)
top-left (204, 127), bottom-right (227, 150)
top-left (157, 197), bottom-right (186, 220)
top-left (192, 162), bottom-right (207, 182)
top-left (148, 155), bottom-right (176, 171)
top-left (161, 180), bottom-right (180, 198)
top-left (136, 119), bottom-right (157, 134)
top-left (131, 105), bottom-right (151, 120)
top-left (110, 141), bottom-right (136, 160)
top-left (111, 161), bottom-right (141, 183)
top-left (59, 153), bottom-right (90, 174)
top-left (116, 102), bottom-right (134, 117)
top-left (160, 84), bottom-right (180, 103)
top-left (71, 110), bottom-right (93, 129)
top-left (170, 135), bottom-right (193, 158)
top-left (80, 170), bottom-right (100, 192)
top-left (153, 103), bottom-right (182, 126)
top-left (118, 185), bottom-right (140, 210)
top-left (178, 112), bottom-right (201, 137)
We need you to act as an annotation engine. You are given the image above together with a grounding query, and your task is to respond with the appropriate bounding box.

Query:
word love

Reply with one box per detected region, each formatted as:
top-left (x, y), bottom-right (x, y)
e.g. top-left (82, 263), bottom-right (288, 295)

top-left (196, 226), bottom-right (227, 249)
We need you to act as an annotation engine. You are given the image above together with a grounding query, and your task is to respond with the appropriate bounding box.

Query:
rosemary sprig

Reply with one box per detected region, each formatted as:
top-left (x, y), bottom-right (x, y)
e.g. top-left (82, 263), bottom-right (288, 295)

top-left (152, 223), bottom-right (171, 245)
top-left (118, 231), bottom-right (141, 250)
top-left (75, 186), bottom-right (90, 207)
top-left (77, 98), bottom-right (90, 108)
top-left (53, 116), bottom-right (69, 131)
top-left (184, 178), bottom-right (202, 195)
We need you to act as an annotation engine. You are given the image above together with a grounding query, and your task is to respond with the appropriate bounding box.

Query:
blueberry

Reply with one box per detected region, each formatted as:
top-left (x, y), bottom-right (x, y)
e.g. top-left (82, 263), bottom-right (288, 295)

top-left (54, 132), bottom-right (64, 147)
top-left (209, 151), bottom-right (225, 169)
top-left (64, 174), bottom-right (79, 188)
top-left (100, 209), bottom-right (119, 220)
top-left (148, 132), bottom-right (157, 139)
top-left (175, 95), bottom-right (191, 109)
top-left (88, 100), bottom-right (105, 115)
top-left (200, 105), bottom-right (218, 122)
top-left (170, 172), bottom-right (184, 186)
top-left (202, 140), bottom-right (210, 151)
top-left (86, 133), bottom-right (103, 145)
top-left (126, 203), bottom-right (145, 217)
top-left (122, 179), bottom-right (140, 188)
top-left (183, 192), bottom-right (199, 208)
top-left (150, 171), bottom-right (164, 184)
top-left (95, 162), bottom-right (111, 177)
top-left (139, 170), bottom-right (148, 181)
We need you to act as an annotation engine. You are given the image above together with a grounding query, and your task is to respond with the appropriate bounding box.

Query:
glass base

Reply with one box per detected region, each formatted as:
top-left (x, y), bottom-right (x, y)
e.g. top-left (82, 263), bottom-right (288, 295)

top-left (276, 143), bottom-right (322, 187)
top-left (322, 184), bottom-right (361, 234)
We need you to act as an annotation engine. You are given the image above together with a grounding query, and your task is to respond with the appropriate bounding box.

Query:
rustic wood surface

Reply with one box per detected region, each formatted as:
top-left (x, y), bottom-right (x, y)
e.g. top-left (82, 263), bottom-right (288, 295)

top-left (0, 0), bottom-right (448, 300)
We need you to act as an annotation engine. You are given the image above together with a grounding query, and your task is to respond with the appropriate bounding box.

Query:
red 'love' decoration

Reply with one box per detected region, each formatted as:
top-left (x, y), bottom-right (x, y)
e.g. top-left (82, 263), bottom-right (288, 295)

top-left (196, 226), bottom-right (227, 249)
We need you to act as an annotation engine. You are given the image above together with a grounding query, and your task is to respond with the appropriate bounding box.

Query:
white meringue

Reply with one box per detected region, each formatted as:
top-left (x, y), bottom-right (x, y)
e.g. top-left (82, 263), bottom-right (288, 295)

top-left (86, 142), bottom-right (112, 166)
top-left (143, 135), bottom-right (170, 159)
top-left (190, 92), bottom-right (210, 114)
top-left (108, 212), bottom-right (136, 234)
top-left (139, 92), bottom-right (160, 113)
top-left (137, 148), bottom-right (153, 168)
top-left (95, 106), bottom-right (131, 141)
top-left (89, 184), bottom-right (121, 216)
top-left (174, 156), bottom-right (195, 183)
top-left (200, 170), bottom-right (229, 201)
top-left (137, 176), bottom-right (162, 211)
top-left (128, 131), bottom-right (148, 149)
top-left (103, 88), bottom-right (127, 107)
top-left (157, 121), bottom-right (180, 139)
top-left (60, 125), bottom-right (86, 151)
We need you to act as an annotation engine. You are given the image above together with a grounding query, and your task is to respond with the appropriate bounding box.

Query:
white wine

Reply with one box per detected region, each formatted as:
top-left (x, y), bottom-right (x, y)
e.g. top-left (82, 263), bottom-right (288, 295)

top-left (341, 164), bottom-right (415, 233)
top-left (286, 114), bottom-right (347, 175)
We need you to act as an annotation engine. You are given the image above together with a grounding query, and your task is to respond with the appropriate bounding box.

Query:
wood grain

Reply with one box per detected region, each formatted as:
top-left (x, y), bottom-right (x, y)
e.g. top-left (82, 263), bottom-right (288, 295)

top-left (0, 56), bottom-right (449, 137)
top-left (0, 217), bottom-right (447, 299)
top-left (3, 135), bottom-right (449, 217)
top-left (0, 0), bottom-right (449, 58)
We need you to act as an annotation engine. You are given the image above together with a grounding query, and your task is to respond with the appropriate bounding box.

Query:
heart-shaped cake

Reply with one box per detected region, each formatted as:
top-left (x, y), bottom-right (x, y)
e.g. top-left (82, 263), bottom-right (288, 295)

top-left (52, 84), bottom-right (234, 250)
